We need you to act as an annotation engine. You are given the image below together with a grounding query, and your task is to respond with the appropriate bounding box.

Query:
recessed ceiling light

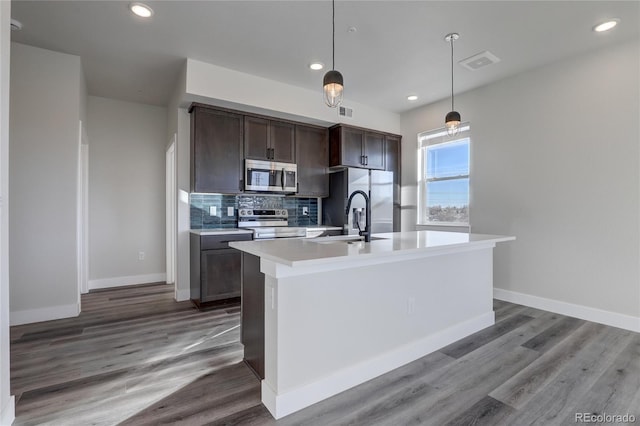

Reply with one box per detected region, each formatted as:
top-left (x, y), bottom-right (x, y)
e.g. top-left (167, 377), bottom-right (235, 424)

top-left (593, 19), bottom-right (619, 32)
top-left (129, 2), bottom-right (154, 18)
top-left (309, 62), bottom-right (324, 71)
top-left (407, 95), bottom-right (418, 101)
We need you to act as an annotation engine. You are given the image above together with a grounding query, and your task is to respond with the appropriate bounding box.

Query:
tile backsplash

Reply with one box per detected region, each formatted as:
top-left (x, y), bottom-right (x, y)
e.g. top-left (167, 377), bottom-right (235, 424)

top-left (190, 194), bottom-right (318, 229)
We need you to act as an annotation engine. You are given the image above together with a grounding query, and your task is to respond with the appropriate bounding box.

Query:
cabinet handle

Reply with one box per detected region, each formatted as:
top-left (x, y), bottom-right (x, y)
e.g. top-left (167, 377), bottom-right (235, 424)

top-left (365, 155), bottom-right (369, 166)
top-left (281, 168), bottom-right (286, 190)
top-left (360, 155), bottom-right (364, 165)
top-left (239, 179), bottom-right (244, 191)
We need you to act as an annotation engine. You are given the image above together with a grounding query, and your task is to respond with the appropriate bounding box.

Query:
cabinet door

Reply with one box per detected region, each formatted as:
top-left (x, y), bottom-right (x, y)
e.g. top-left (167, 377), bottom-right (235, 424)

top-left (340, 126), bottom-right (365, 167)
top-left (296, 125), bottom-right (329, 197)
top-left (244, 116), bottom-right (270, 160)
top-left (200, 248), bottom-right (242, 302)
top-left (191, 107), bottom-right (243, 194)
top-left (364, 132), bottom-right (386, 170)
top-left (270, 120), bottom-right (296, 163)
top-left (385, 134), bottom-right (402, 231)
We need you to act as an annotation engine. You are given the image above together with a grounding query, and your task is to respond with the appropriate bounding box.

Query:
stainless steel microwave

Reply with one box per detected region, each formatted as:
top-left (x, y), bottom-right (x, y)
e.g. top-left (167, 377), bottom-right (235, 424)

top-left (245, 159), bottom-right (297, 193)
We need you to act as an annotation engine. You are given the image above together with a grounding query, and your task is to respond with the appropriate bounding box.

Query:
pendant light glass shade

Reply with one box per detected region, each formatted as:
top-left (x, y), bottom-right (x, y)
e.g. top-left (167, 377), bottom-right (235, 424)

top-left (323, 0), bottom-right (343, 108)
top-left (445, 111), bottom-right (461, 136)
top-left (445, 33), bottom-right (460, 136)
top-left (323, 70), bottom-right (344, 108)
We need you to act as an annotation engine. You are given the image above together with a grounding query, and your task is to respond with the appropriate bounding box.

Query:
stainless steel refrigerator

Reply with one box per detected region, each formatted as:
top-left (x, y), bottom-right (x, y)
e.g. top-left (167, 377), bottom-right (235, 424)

top-left (324, 168), bottom-right (394, 235)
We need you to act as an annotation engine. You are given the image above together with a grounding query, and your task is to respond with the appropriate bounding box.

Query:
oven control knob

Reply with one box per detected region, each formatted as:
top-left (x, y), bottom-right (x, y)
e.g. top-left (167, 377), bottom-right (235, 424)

top-left (247, 210), bottom-right (253, 216)
top-left (240, 210), bottom-right (246, 216)
top-left (282, 209), bottom-right (288, 216)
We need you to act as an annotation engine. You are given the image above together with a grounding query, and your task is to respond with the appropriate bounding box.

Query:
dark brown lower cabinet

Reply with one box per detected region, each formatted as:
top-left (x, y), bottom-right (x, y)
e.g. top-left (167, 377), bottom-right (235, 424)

top-left (241, 252), bottom-right (265, 379)
top-left (190, 233), bottom-right (252, 309)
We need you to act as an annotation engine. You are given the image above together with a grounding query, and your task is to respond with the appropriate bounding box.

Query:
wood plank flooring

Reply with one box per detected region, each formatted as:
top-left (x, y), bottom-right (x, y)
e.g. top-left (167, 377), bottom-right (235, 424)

top-left (10, 284), bottom-right (640, 425)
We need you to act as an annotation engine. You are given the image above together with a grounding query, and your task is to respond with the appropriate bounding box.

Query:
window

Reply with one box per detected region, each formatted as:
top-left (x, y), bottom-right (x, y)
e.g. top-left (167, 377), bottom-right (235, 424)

top-left (417, 124), bottom-right (470, 226)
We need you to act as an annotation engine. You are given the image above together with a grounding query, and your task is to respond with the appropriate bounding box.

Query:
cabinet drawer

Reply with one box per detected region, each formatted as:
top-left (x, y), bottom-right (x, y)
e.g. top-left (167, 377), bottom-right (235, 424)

top-left (201, 233), bottom-right (252, 250)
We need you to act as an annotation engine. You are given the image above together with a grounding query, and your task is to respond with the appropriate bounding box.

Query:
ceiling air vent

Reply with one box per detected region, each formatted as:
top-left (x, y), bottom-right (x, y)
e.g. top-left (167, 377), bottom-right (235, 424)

top-left (459, 50), bottom-right (500, 71)
top-left (338, 105), bottom-right (353, 119)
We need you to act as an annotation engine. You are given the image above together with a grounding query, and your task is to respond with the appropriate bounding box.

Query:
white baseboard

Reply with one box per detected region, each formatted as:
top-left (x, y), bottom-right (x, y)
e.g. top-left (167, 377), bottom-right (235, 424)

top-left (88, 273), bottom-right (167, 290)
top-left (175, 288), bottom-right (190, 302)
top-left (10, 303), bottom-right (80, 326)
top-left (262, 311), bottom-right (495, 419)
top-left (0, 395), bottom-right (15, 426)
top-left (494, 288), bottom-right (640, 333)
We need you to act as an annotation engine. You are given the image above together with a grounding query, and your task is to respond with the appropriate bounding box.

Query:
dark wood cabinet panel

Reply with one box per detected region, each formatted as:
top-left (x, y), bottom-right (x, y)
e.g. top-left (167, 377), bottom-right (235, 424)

top-left (385, 134), bottom-right (402, 232)
top-left (201, 248), bottom-right (242, 302)
top-left (244, 116), bottom-right (295, 162)
top-left (190, 233), bottom-right (251, 310)
top-left (241, 252), bottom-right (265, 379)
top-left (296, 125), bottom-right (329, 197)
top-left (244, 116), bottom-right (270, 161)
top-left (270, 121), bottom-right (295, 163)
top-left (190, 106), bottom-right (243, 194)
top-left (364, 132), bottom-right (386, 170)
top-left (330, 124), bottom-right (387, 170)
top-left (341, 126), bottom-right (366, 167)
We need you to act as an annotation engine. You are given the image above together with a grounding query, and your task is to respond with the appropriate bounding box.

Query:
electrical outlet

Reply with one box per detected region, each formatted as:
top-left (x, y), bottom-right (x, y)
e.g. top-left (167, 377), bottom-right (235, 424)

top-left (302, 206), bottom-right (309, 216)
top-left (138, 251), bottom-right (145, 261)
top-left (227, 207), bottom-right (234, 216)
top-left (209, 206), bottom-right (217, 216)
top-left (407, 297), bottom-right (415, 316)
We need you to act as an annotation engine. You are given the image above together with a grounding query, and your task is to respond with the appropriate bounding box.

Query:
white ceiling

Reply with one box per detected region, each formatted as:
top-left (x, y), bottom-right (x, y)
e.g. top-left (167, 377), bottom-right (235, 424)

top-left (9, 1), bottom-right (639, 113)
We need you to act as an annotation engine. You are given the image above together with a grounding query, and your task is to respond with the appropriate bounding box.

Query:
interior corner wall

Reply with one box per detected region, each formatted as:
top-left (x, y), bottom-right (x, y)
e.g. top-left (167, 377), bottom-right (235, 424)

top-left (0, 2), bottom-right (15, 423)
top-left (9, 43), bottom-right (82, 325)
top-left (87, 96), bottom-right (167, 289)
top-left (400, 39), bottom-right (640, 324)
top-left (167, 62), bottom-right (190, 301)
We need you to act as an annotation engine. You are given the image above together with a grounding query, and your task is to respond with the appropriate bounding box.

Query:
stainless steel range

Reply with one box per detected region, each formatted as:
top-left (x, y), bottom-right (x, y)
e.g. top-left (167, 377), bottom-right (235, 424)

top-left (238, 208), bottom-right (309, 239)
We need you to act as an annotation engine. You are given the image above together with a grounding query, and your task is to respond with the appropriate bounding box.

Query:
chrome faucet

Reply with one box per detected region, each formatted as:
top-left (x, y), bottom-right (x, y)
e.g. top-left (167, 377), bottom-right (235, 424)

top-left (345, 190), bottom-right (371, 242)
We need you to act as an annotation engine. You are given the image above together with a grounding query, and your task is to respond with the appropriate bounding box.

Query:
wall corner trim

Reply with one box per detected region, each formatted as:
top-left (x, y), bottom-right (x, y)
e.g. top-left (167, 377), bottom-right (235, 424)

top-left (494, 288), bottom-right (640, 333)
top-left (88, 273), bottom-right (167, 291)
top-left (175, 288), bottom-right (190, 302)
top-left (0, 395), bottom-right (15, 426)
top-left (10, 304), bottom-right (80, 326)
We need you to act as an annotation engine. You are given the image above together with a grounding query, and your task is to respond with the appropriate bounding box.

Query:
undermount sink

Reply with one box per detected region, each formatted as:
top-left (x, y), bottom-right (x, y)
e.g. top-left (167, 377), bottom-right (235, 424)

top-left (309, 235), bottom-right (388, 244)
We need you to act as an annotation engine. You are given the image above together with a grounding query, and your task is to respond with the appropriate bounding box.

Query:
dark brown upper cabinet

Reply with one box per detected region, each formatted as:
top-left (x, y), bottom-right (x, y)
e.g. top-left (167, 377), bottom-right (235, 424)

top-left (296, 124), bottom-right (329, 197)
top-left (244, 116), bottom-right (295, 163)
top-left (190, 104), bottom-right (244, 194)
top-left (329, 124), bottom-right (386, 170)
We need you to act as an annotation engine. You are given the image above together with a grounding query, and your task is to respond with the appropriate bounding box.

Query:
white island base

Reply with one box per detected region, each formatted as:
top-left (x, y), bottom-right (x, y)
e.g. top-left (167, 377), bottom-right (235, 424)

top-left (230, 231), bottom-right (514, 419)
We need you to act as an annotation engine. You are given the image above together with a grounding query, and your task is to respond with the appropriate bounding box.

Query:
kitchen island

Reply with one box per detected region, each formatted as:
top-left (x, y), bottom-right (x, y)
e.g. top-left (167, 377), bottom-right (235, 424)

top-left (230, 230), bottom-right (515, 419)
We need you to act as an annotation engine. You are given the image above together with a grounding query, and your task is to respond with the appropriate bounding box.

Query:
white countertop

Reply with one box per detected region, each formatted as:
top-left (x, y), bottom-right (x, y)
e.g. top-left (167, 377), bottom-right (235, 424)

top-left (229, 230), bottom-right (515, 267)
top-left (190, 225), bottom-right (341, 237)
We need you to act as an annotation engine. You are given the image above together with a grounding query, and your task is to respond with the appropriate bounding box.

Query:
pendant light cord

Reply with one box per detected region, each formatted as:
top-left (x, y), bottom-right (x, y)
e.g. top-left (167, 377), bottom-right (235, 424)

top-left (332, 0), bottom-right (335, 70)
top-left (450, 36), bottom-right (454, 111)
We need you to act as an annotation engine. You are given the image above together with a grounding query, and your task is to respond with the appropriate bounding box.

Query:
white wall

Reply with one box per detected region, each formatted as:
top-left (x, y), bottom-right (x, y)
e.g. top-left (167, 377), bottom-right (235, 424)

top-left (0, 2), bottom-right (15, 423)
top-left (87, 96), bottom-right (167, 289)
top-left (166, 63), bottom-right (191, 301)
top-left (185, 59), bottom-right (401, 134)
top-left (9, 43), bottom-right (83, 325)
top-left (401, 40), bottom-right (640, 329)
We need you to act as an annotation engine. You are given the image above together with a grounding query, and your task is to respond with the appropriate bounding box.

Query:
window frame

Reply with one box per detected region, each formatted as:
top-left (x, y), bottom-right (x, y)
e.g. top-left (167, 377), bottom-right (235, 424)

top-left (417, 124), bottom-right (471, 227)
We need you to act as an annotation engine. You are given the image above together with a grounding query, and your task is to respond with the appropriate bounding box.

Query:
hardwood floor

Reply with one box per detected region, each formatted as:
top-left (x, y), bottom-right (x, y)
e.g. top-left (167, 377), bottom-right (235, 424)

top-left (10, 284), bottom-right (640, 425)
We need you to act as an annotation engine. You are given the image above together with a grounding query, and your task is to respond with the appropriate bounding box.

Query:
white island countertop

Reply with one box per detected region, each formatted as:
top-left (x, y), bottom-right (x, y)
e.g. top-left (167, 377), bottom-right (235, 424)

top-left (229, 230), bottom-right (515, 267)
top-left (231, 229), bottom-right (515, 419)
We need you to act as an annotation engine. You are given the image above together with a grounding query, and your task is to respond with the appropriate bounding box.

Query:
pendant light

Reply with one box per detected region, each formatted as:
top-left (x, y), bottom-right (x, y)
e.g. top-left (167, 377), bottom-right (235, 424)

top-left (323, 0), bottom-right (344, 108)
top-left (444, 33), bottom-right (461, 136)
